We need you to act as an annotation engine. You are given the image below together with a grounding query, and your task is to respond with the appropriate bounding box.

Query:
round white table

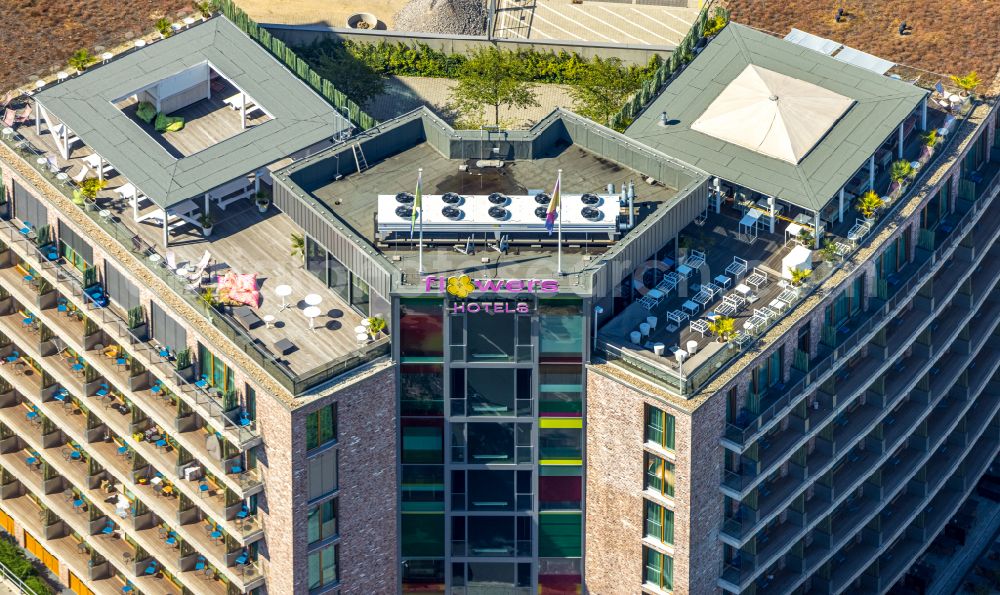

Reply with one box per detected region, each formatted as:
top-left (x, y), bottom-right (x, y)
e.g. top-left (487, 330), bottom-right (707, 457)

top-left (1, 127), bottom-right (13, 138)
top-left (184, 16), bottom-right (196, 27)
top-left (354, 325), bottom-right (368, 334)
top-left (98, 209), bottom-right (111, 219)
top-left (57, 71), bottom-right (68, 82)
top-left (937, 127), bottom-right (949, 136)
top-left (149, 254), bottom-right (161, 264)
top-left (304, 293), bottom-right (322, 307)
top-left (101, 52), bottom-right (114, 63)
top-left (35, 80), bottom-right (45, 90)
top-left (135, 39), bottom-right (147, 48)
top-left (35, 157), bottom-right (47, 166)
top-left (303, 306), bottom-right (321, 330)
top-left (275, 285), bottom-right (292, 310)
top-left (175, 265), bottom-right (190, 277)
top-left (56, 172), bottom-right (68, 183)
top-left (263, 315), bottom-right (275, 329)
top-left (356, 332), bottom-right (369, 342)
top-left (362, 318), bottom-right (372, 327)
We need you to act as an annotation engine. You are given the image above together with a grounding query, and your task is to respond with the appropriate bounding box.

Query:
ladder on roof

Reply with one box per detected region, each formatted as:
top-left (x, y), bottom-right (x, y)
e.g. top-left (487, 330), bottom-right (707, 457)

top-left (352, 143), bottom-right (368, 174)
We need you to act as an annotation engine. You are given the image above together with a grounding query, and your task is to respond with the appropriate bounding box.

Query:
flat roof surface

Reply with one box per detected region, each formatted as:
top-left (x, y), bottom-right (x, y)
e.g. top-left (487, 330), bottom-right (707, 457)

top-left (34, 17), bottom-right (350, 210)
top-left (307, 142), bottom-right (684, 285)
top-left (626, 23), bottom-right (927, 211)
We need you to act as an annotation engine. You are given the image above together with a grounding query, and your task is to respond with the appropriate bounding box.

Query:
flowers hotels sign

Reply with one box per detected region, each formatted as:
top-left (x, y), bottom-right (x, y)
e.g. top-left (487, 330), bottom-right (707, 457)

top-left (423, 275), bottom-right (559, 313)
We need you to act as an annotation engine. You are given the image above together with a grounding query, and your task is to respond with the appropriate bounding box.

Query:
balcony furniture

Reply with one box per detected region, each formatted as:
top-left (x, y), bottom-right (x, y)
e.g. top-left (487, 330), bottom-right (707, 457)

top-left (237, 411), bottom-right (252, 427)
top-left (770, 299), bottom-right (788, 313)
top-left (303, 305), bottom-right (321, 330)
top-left (716, 302), bottom-right (736, 317)
top-left (676, 263), bottom-right (694, 279)
top-left (274, 338), bottom-right (295, 356)
top-left (714, 274), bottom-right (732, 290)
top-left (639, 322), bottom-right (651, 338)
top-left (666, 309), bottom-right (688, 331)
top-left (629, 331), bottom-right (641, 344)
top-left (685, 250), bottom-right (706, 271)
top-left (639, 288), bottom-right (665, 310)
top-left (692, 288), bottom-right (713, 307)
top-left (199, 483), bottom-right (209, 498)
top-left (848, 218), bottom-right (872, 244)
top-left (195, 375), bottom-right (210, 389)
top-left (646, 316), bottom-right (658, 330)
top-left (656, 272), bottom-right (680, 293)
top-left (101, 523), bottom-right (114, 537)
top-left (275, 284), bottom-right (292, 311)
top-left (233, 306), bottom-right (262, 331)
top-left (681, 300), bottom-right (700, 316)
top-left (194, 556), bottom-right (206, 571)
top-left (746, 267), bottom-right (768, 290)
top-left (652, 343), bottom-right (665, 357)
top-left (690, 319), bottom-right (709, 337)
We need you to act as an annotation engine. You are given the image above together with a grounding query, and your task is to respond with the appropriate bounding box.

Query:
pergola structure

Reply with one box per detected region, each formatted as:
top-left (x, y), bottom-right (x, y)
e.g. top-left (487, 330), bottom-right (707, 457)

top-left (627, 24), bottom-right (929, 245)
top-left (32, 17), bottom-right (352, 247)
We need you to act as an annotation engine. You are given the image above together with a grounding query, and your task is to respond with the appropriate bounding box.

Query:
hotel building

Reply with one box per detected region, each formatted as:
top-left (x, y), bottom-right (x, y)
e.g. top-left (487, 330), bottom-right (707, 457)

top-left (0, 15), bottom-right (996, 595)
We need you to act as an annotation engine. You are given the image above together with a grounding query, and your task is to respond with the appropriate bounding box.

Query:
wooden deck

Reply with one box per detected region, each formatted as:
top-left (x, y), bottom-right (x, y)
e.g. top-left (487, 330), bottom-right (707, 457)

top-left (120, 201), bottom-right (365, 376)
top-left (116, 87), bottom-right (270, 158)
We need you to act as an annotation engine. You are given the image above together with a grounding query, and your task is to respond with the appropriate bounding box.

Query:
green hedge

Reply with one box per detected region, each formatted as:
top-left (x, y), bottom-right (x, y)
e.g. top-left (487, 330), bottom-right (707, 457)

top-left (217, 0), bottom-right (376, 130)
top-left (0, 537), bottom-right (54, 594)
top-left (296, 40), bottom-right (662, 86)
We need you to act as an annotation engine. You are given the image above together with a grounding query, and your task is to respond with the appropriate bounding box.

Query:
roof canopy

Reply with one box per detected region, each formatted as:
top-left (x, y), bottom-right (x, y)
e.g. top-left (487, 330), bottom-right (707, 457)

top-left (34, 17), bottom-right (351, 209)
top-left (691, 65), bottom-right (855, 164)
top-left (625, 24), bottom-right (927, 212)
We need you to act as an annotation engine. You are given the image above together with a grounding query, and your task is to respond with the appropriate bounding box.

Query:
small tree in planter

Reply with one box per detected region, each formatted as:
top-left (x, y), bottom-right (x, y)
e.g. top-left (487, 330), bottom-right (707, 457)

top-left (707, 316), bottom-right (735, 343)
top-left (73, 178), bottom-right (106, 208)
top-left (888, 160), bottom-right (914, 195)
top-left (175, 348), bottom-right (195, 382)
top-left (367, 315), bottom-right (387, 337)
top-left (856, 190), bottom-right (884, 221)
top-left (950, 71), bottom-right (980, 97)
top-left (68, 49), bottom-right (94, 73)
top-left (126, 306), bottom-right (147, 340)
top-left (254, 191), bottom-right (270, 213)
top-left (290, 232), bottom-right (305, 265)
top-left (193, 0), bottom-right (218, 19)
top-left (797, 228), bottom-right (814, 247)
top-left (920, 129), bottom-right (938, 162)
top-left (155, 18), bottom-right (173, 39)
top-left (820, 239), bottom-right (841, 264)
top-left (790, 267), bottom-right (812, 287)
top-left (199, 213), bottom-right (214, 237)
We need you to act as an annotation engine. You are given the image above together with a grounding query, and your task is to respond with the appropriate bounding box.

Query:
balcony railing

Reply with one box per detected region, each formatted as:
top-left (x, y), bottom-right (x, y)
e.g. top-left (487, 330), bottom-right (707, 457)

top-left (0, 130), bottom-right (390, 396)
top-left (600, 95), bottom-right (992, 400)
top-left (723, 163), bottom-right (1000, 449)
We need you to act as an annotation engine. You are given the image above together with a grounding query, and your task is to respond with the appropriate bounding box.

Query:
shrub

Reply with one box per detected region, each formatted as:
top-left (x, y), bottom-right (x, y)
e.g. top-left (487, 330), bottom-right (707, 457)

top-left (154, 112), bottom-right (184, 132)
top-left (135, 102), bottom-right (157, 123)
top-left (23, 576), bottom-right (52, 595)
top-left (155, 17), bottom-right (173, 37)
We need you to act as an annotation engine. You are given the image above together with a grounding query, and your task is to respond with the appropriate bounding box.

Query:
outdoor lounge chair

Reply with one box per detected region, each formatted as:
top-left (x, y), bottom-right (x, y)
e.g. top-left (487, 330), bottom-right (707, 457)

top-left (690, 319), bottom-right (709, 337)
top-left (685, 250), bottom-right (706, 270)
top-left (13, 105), bottom-right (31, 125)
top-left (233, 306), bottom-right (262, 332)
top-left (726, 257), bottom-right (748, 279)
top-left (848, 219), bottom-right (871, 244)
top-left (666, 309), bottom-right (688, 327)
top-left (165, 250), bottom-right (177, 271)
top-left (71, 164), bottom-right (90, 183)
top-left (746, 267), bottom-right (768, 290)
top-left (187, 251), bottom-right (211, 282)
top-left (693, 288), bottom-right (713, 306)
top-left (1, 109), bottom-right (14, 128)
top-left (716, 301), bottom-right (737, 317)
top-left (656, 272), bottom-right (680, 294)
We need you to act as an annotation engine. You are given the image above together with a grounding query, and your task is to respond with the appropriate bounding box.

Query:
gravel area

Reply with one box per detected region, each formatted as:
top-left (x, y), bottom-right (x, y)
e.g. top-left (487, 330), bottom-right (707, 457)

top-left (394, 0), bottom-right (487, 35)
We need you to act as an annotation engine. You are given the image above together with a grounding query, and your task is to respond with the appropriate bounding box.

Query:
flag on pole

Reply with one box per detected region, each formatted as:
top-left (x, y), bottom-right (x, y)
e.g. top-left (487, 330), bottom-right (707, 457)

top-left (410, 170), bottom-right (422, 238)
top-left (545, 174), bottom-right (561, 235)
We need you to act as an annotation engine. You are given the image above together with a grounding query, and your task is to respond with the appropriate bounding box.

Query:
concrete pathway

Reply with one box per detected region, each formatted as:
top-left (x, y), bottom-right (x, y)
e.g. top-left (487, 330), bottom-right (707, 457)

top-left (364, 75), bottom-right (575, 128)
top-left (494, 0), bottom-right (697, 46)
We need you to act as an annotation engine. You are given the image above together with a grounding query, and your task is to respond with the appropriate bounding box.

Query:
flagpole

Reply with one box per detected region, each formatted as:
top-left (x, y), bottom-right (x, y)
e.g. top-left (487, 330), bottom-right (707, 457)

top-left (418, 168), bottom-right (424, 274)
top-left (557, 169), bottom-right (563, 276)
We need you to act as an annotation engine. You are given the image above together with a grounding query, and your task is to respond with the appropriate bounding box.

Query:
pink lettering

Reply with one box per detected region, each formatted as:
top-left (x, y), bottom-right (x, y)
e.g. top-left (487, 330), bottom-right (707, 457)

top-left (539, 280), bottom-right (558, 292)
top-left (506, 280), bottom-right (524, 291)
top-left (425, 276), bottom-right (439, 292)
top-left (451, 302), bottom-right (464, 313)
top-left (466, 302), bottom-right (480, 313)
top-left (516, 302), bottom-right (530, 313)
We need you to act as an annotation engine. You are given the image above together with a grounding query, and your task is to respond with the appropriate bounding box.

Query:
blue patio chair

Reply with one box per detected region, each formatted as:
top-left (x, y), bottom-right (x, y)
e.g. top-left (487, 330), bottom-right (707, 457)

top-left (159, 346), bottom-right (171, 359)
top-left (96, 383), bottom-right (109, 397)
top-left (194, 556), bottom-right (206, 571)
top-left (144, 561), bottom-right (157, 575)
top-left (5, 351), bottom-right (19, 363)
top-left (235, 551), bottom-right (248, 565)
top-left (101, 523), bottom-right (114, 536)
top-left (195, 375), bottom-right (209, 389)
top-left (115, 356), bottom-right (127, 369)
top-left (237, 411), bottom-right (251, 427)
top-left (150, 382), bottom-right (162, 394)
top-left (199, 483), bottom-right (209, 497)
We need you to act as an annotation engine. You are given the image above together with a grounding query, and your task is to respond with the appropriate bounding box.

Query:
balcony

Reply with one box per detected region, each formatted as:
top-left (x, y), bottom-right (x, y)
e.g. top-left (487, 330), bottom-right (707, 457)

top-left (722, 158), bottom-right (1000, 450)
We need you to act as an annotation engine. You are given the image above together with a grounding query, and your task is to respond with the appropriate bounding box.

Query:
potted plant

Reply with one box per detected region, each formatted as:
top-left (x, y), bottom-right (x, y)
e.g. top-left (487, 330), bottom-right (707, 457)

top-left (73, 178), bottom-right (106, 208)
top-left (920, 129), bottom-right (938, 161)
top-left (199, 213), bottom-right (214, 237)
top-left (126, 306), bottom-right (148, 341)
top-left (155, 18), bottom-right (173, 39)
top-left (290, 232), bottom-right (305, 266)
top-left (254, 191), bottom-right (270, 214)
top-left (856, 190), bottom-right (884, 221)
top-left (707, 315), bottom-right (735, 343)
top-left (193, 0), bottom-right (217, 20)
top-left (950, 71), bottom-right (980, 97)
top-left (68, 49), bottom-right (94, 74)
top-left (888, 159), bottom-right (914, 195)
top-left (367, 315), bottom-right (387, 337)
top-left (790, 267), bottom-right (812, 287)
top-left (797, 228), bottom-right (814, 246)
top-left (174, 348), bottom-right (195, 382)
top-left (820, 239), bottom-right (841, 263)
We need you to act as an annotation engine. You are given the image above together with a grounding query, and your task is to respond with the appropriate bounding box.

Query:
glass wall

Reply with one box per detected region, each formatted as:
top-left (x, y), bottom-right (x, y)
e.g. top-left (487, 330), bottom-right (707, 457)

top-left (304, 235), bottom-right (370, 315)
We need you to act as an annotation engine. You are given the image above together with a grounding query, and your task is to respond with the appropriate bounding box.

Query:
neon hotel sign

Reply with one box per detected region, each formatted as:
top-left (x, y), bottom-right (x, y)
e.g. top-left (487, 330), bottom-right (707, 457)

top-left (423, 275), bottom-right (558, 313)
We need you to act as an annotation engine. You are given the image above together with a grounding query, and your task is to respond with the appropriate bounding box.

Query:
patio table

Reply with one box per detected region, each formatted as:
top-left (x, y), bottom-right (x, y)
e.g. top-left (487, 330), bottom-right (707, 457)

top-left (676, 264), bottom-right (694, 278)
top-left (304, 306), bottom-right (321, 330)
top-left (735, 284), bottom-right (752, 299)
top-left (304, 294), bottom-right (322, 307)
top-left (770, 299), bottom-right (788, 313)
top-left (681, 300), bottom-right (700, 316)
top-left (275, 285), bottom-right (292, 311)
top-left (714, 275), bottom-right (731, 290)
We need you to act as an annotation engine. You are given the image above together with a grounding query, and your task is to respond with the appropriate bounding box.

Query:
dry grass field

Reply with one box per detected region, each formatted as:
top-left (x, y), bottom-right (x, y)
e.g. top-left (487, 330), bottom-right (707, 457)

top-left (723, 0), bottom-right (1000, 79)
top-left (0, 0), bottom-right (192, 93)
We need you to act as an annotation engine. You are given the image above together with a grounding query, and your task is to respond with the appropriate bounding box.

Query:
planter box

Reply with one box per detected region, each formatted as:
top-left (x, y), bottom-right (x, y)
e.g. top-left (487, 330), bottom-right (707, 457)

top-left (36, 289), bottom-right (58, 311)
top-left (176, 365), bottom-right (196, 383)
top-left (0, 482), bottom-right (19, 500)
top-left (128, 322), bottom-right (148, 342)
top-left (128, 371), bottom-right (149, 392)
top-left (0, 296), bottom-right (11, 316)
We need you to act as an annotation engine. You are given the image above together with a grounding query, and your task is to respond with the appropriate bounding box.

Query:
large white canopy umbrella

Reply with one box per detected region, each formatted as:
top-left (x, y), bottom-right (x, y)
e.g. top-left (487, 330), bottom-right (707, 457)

top-left (692, 65), bottom-right (855, 164)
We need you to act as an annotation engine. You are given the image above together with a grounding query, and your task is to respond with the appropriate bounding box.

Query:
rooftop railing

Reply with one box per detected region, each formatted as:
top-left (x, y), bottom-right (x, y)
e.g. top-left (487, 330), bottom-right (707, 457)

top-left (599, 94), bottom-right (992, 404)
top-left (0, 122), bottom-right (389, 397)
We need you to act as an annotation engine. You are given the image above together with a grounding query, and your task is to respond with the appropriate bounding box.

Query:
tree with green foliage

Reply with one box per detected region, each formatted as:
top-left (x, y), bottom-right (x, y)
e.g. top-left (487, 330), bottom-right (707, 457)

top-left (448, 47), bottom-right (538, 126)
top-left (68, 49), bottom-right (94, 72)
top-left (304, 42), bottom-right (386, 106)
top-left (569, 56), bottom-right (646, 126)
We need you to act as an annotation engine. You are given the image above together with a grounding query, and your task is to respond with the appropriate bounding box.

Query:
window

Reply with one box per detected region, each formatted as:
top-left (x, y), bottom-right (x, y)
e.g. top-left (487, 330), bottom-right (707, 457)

top-left (402, 419), bottom-right (443, 464)
top-left (197, 344), bottom-right (234, 394)
top-left (644, 406), bottom-right (675, 451)
top-left (306, 403), bottom-right (338, 450)
top-left (538, 512), bottom-right (581, 557)
top-left (350, 274), bottom-right (369, 315)
top-left (466, 422), bottom-right (515, 463)
top-left (150, 302), bottom-right (186, 353)
top-left (644, 453), bottom-right (674, 498)
top-left (12, 180), bottom-right (48, 229)
top-left (539, 300), bottom-right (583, 362)
top-left (402, 513), bottom-right (444, 557)
top-left (105, 263), bottom-right (140, 311)
top-left (539, 424), bottom-right (582, 463)
top-left (400, 299), bottom-right (443, 360)
top-left (307, 449), bottom-right (338, 500)
top-left (402, 466), bottom-right (444, 512)
top-left (643, 546), bottom-right (673, 591)
top-left (644, 500), bottom-right (674, 545)
top-left (308, 543), bottom-right (339, 591)
top-left (401, 365), bottom-right (444, 416)
top-left (307, 499), bottom-right (338, 544)
top-left (539, 365), bottom-right (582, 416)
top-left (58, 221), bottom-right (92, 272)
